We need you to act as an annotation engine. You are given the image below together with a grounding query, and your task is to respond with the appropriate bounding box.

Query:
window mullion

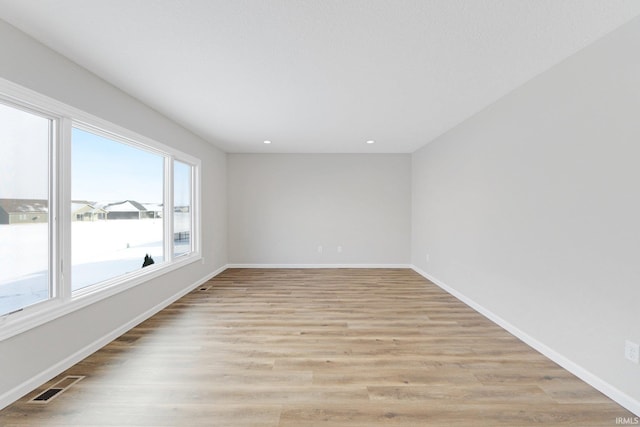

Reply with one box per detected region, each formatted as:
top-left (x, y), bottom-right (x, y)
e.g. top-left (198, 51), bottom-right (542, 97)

top-left (164, 156), bottom-right (174, 263)
top-left (191, 164), bottom-right (199, 255)
top-left (0, 79), bottom-right (201, 341)
top-left (58, 117), bottom-right (73, 301)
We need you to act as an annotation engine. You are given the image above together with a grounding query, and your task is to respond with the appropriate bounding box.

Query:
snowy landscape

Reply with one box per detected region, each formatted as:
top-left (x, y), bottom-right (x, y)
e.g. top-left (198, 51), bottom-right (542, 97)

top-left (0, 214), bottom-right (190, 316)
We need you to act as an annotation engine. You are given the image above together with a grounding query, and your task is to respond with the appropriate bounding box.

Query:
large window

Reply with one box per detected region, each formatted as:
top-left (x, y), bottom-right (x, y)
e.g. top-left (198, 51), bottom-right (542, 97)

top-left (0, 86), bottom-right (200, 338)
top-left (0, 103), bottom-right (53, 316)
top-left (71, 127), bottom-right (165, 291)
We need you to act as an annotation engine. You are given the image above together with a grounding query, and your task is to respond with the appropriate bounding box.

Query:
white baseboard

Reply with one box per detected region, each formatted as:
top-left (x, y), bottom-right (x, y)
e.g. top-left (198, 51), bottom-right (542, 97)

top-left (226, 263), bottom-right (411, 269)
top-left (0, 264), bottom-right (228, 411)
top-left (7, 263), bottom-right (636, 416)
top-left (411, 265), bottom-right (640, 417)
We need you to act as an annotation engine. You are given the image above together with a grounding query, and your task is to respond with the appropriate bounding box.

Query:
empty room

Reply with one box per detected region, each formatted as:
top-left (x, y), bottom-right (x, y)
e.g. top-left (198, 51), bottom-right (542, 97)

top-left (1, 1), bottom-right (639, 426)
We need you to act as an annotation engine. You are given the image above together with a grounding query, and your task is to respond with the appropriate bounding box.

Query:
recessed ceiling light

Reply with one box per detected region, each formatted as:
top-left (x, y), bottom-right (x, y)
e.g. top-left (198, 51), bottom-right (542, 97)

top-left (263, 140), bottom-right (271, 144)
top-left (366, 140), bottom-right (375, 144)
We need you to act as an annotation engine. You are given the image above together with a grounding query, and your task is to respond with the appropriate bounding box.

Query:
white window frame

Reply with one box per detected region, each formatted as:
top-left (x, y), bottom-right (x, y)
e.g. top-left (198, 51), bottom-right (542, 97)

top-left (0, 77), bottom-right (202, 341)
top-left (172, 159), bottom-right (197, 258)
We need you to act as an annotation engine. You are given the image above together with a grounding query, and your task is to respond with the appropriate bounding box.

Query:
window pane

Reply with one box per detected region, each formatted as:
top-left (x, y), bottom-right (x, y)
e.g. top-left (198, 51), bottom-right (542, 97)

top-left (0, 103), bottom-right (51, 315)
top-left (173, 161), bottom-right (192, 257)
top-left (71, 128), bottom-right (164, 291)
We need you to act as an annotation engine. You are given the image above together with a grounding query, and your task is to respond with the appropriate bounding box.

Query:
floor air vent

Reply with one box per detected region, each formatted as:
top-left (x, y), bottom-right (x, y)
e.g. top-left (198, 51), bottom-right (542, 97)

top-left (29, 375), bottom-right (85, 404)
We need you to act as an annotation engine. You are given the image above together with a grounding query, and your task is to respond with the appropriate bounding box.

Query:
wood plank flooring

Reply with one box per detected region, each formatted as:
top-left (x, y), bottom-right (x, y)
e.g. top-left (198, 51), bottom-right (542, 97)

top-left (0, 268), bottom-right (634, 426)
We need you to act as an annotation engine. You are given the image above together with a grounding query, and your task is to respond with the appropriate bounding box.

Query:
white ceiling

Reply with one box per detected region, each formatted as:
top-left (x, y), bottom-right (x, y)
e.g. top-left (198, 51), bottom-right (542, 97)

top-left (1, 1), bottom-right (639, 153)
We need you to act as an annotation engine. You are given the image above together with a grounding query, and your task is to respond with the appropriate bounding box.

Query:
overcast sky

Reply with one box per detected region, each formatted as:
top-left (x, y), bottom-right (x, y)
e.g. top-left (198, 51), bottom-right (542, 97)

top-left (0, 103), bottom-right (49, 199)
top-left (2, 103), bottom-right (190, 206)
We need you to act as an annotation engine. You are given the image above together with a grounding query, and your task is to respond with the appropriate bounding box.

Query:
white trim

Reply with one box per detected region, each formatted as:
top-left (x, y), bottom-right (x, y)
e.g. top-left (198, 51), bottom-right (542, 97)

top-left (190, 159), bottom-right (201, 255)
top-left (0, 254), bottom-right (201, 341)
top-left (164, 156), bottom-right (174, 261)
top-left (226, 263), bottom-right (411, 269)
top-left (58, 117), bottom-right (73, 302)
top-left (411, 265), bottom-right (640, 417)
top-left (6, 263), bottom-right (637, 415)
top-left (0, 77), bottom-right (197, 162)
top-left (0, 77), bottom-right (203, 341)
top-left (0, 264), bottom-right (228, 411)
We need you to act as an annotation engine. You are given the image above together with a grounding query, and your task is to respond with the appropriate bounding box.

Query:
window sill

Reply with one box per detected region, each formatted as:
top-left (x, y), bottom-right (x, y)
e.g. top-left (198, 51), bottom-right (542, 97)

top-left (0, 253), bottom-right (201, 342)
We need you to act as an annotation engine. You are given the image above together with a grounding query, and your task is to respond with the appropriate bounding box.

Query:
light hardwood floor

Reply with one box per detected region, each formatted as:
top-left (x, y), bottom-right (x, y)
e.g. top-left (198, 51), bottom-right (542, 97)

top-left (0, 268), bottom-right (634, 426)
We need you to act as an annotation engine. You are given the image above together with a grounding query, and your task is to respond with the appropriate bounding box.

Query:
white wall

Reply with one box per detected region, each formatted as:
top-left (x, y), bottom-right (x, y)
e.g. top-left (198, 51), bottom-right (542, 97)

top-left (228, 154), bottom-right (411, 265)
top-left (0, 19), bottom-right (227, 407)
top-left (412, 16), bottom-right (640, 411)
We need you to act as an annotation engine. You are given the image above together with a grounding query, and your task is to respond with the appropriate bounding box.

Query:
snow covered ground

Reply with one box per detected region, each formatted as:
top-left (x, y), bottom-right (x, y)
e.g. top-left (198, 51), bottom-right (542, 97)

top-left (71, 218), bottom-right (165, 291)
top-left (0, 215), bottom-right (190, 316)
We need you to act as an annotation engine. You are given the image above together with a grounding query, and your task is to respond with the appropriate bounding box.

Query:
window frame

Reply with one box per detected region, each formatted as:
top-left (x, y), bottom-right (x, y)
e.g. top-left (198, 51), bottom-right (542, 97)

top-left (172, 159), bottom-right (196, 258)
top-left (0, 77), bottom-right (202, 341)
top-left (69, 122), bottom-right (168, 295)
top-left (0, 98), bottom-right (59, 316)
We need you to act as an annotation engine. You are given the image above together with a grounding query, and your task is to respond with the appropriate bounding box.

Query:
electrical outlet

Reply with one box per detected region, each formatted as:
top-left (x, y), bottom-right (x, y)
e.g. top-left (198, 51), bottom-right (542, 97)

top-left (317, 245), bottom-right (323, 254)
top-left (625, 340), bottom-right (639, 364)
top-left (426, 253), bottom-right (430, 262)
top-left (337, 246), bottom-right (342, 253)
